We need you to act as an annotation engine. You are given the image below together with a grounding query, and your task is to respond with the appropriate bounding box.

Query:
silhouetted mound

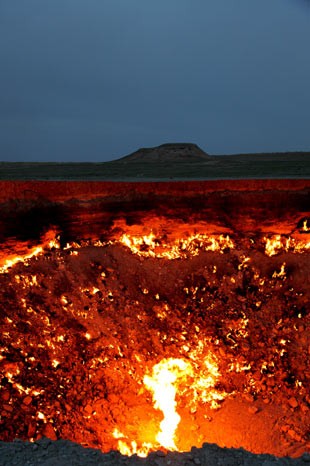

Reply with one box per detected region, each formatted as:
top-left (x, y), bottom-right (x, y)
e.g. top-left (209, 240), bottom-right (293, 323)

top-left (119, 143), bottom-right (210, 163)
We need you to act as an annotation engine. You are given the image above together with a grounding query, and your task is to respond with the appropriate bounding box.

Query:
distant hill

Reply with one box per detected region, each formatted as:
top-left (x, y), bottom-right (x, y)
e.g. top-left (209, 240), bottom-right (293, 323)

top-left (0, 145), bottom-right (309, 179)
top-left (119, 143), bottom-right (211, 163)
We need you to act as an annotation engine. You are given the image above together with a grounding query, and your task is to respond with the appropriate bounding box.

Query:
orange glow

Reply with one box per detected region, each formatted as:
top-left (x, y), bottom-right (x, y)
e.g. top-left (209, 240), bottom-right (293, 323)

top-left (112, 429), bottom-right (152, 457)
top-left (1, 199), bottom-right (309, 460)
top-left (188, 345), bottom-right (228, 409)
top-left (272, 263), bottom-right (286, 279)
top-left (118, 233), bottom-right (234, 259)
top-left (0, 229), bottom-right (59, 273)
top-left (144, 358), bottom-right (190, 450)
top-left (302, 220), bottom-right (309, 232)
top-left (264, 235), bottom-right (310, 256)
top-left (111, 348), bottom-right (226, 457)
top-left (0, 246), bottom-right (44, 273)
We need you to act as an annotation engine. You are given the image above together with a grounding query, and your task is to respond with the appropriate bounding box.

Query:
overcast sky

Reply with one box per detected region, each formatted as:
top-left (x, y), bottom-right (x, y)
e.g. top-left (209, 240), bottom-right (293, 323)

top-left (0, 0), bottom-right (310, 161)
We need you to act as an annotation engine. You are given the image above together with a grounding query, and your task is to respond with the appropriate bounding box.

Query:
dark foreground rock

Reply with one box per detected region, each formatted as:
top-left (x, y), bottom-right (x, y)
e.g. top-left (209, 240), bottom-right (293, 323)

top-left (1, 439), bottom-right (310, 466)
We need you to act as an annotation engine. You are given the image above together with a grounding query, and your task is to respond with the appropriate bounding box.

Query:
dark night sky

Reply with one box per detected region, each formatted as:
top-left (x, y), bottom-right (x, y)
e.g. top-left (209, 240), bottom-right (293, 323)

top-left (0, 0), bottom-right (310, 161)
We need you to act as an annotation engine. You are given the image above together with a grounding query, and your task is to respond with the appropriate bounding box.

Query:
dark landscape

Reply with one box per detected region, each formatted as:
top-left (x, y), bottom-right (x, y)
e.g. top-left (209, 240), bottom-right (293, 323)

top-left (1, 144), bottom-right (310, 180)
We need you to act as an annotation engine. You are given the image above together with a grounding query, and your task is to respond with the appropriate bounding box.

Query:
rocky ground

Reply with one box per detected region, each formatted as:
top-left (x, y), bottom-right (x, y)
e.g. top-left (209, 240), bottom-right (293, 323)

top-left (1, 438), bottom-right (310, 466)
top-left (1, 238), bottom-right (309, 458)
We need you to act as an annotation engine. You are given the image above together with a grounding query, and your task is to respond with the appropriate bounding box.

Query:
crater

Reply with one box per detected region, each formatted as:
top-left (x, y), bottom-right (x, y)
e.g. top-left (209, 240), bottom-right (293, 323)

top-left (0, 179), bottom-right (309, 459)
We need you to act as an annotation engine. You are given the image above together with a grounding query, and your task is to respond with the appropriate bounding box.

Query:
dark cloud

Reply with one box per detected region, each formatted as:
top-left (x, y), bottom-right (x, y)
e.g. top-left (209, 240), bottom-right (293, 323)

top-left (0, 0), bottom-right (309, 161)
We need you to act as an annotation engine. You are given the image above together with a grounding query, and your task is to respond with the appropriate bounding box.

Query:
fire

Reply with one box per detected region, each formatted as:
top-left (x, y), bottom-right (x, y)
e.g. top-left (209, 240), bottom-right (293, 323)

top-left (116, 231), bottom-right (310, 259)
top-left (0, 246), bottom-right (44, 273)
top-left (302, 219), bottom-right (309, 232)
top-left (112, 350), bottom-right (226, 457)
top-left (264, 235), bottom-right (310, 256)
top-left (112, 429), bottom-right (152, 458)
top-left (188, 345), bottom-right (228, 409)
top-left (1, 208), bottom-right (309, 457)
top-left (272, 263), bottom-right (286, 279)
top-left (0, 229), bottom-right (60, 273)
top-left (264, 235), bottom-right (288, 256)
top-left (119, 233), bottom-right (234, 259)
top-left (144, 358), bottom-right (190, 450)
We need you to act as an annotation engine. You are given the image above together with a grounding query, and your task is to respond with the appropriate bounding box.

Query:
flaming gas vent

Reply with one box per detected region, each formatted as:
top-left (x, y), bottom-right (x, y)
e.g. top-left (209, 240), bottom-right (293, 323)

top-left (0, 180), bottom-right (309, 459)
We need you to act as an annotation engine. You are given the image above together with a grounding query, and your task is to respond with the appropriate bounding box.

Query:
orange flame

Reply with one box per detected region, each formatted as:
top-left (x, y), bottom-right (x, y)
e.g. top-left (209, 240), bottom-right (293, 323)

top-left (0, 229), bottom-right (59, 274)
top-left (144, 358), bottom-right (191, 450)
top-left (302, 220), bottom-right (310, 232)
top-left (112, 348), bottom-right (227, 457)
top-left (272, 262), bottom-right (286, 279)
top-left (119, 233), bottom-right (234, 259)
top-left (112, 429), bottom-right (152, 457)
top-left (264, 235), bottom-right (310, 256)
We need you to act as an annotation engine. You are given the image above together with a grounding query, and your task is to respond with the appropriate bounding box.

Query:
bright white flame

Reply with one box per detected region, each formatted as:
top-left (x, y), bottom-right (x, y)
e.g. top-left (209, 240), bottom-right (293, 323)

top-left (112, 429), bottom-right (152, 457)
top-left (143, 358), bottom-right (190, 450)
top-left (264, 235), bottom-right (310, 256)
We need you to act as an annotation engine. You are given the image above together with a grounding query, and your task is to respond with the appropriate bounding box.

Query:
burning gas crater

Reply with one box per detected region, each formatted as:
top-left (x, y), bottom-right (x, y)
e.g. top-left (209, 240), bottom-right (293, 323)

top-left (0, 178), bottom-right (310, 460)
top-left (0, 215), bottom-right (310, 459)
